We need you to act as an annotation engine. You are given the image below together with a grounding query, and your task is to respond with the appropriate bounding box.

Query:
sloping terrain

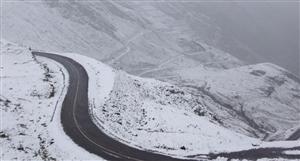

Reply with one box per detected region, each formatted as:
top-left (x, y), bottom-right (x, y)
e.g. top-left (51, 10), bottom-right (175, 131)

top-left (91, 71), bottom-right (262, 157)
top-left (3, 0), bottom-right (299, 75)
top-left (169, 63), bottom-right (300, 140)
top-left (2, 0), bottom-right (243, 76)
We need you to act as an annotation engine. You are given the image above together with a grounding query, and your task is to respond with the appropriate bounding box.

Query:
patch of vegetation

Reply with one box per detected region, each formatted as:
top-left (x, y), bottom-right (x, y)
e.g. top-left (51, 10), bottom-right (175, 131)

top-left (259, 86), bottom-right (275, 97)
top-left (250, 70), bottom-right (266, 76)
top-left (0, 97), bottom-right (11, 107)
top-left (180, 146), bottom-right (186, 150)
top-left (0, 131), bottom-right (9, 139)
top-left (36, 134), bottom-right (57, 161)
top-left (266, 76), bottom-right (286, 86)
top-left (48, 84), bottom-right (55, 98)
top-left (166, 88), bottom-right (184, 95)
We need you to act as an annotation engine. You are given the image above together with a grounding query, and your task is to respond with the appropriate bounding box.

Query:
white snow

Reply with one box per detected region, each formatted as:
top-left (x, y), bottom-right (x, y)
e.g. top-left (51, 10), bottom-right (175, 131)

top-left (260, 141), bottom-right (300, 149)
top-left (283, 150), bottom-right (300, 155)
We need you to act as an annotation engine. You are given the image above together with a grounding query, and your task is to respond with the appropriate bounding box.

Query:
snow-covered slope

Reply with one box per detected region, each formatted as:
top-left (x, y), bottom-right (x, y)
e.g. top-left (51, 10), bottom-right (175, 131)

top-left (3, 0), bottom-right (298, 75)
top-left (2, 0), bottom-right (243, 77)
top-left (0, 40), bottom-right (103, 160)
top-left (171, 63), bottom-right (300, 140)
top-left (91, 71), bottom-right (262, 157)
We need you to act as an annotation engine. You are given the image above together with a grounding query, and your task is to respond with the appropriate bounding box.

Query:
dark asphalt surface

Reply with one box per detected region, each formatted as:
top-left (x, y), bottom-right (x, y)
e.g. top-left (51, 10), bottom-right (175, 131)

top-left (33, 51), bottom-right (300, 161)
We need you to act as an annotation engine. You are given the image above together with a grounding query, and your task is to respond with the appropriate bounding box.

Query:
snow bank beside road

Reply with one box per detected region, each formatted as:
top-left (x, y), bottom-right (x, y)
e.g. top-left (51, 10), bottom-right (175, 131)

top-left (53, 52), bottom-right (116, 120)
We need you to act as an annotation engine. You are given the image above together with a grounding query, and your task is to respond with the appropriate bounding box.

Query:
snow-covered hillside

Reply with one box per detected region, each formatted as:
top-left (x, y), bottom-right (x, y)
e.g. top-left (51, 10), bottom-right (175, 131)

top-left (170, 62), bottom-right (300, 140)
top-left (91, 71), bottom-right (263, 157)
top-left (2, 0), bottom-right (243, 77)
top-left (3, 0), bottom-right (298, 75)
top-left (0, 40), bottom-right (103, 160)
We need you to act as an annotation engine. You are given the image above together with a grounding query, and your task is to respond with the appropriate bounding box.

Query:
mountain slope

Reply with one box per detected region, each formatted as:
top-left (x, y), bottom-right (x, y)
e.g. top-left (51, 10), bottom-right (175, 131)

top-left (2, 0), bottom-right (243, 76)
top-left (3, 0), bottom-right (298, 75)
top-left (171, 63), bottom-right (300, 140)
top-left (91, 71), bottom-right (260, 156)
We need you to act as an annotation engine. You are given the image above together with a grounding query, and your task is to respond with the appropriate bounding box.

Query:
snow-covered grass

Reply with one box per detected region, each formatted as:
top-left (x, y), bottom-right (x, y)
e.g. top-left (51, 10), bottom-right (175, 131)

top-left (90, 71), bottom-right (262, 157)
top-left (0, 40), bottom-right (103, 160)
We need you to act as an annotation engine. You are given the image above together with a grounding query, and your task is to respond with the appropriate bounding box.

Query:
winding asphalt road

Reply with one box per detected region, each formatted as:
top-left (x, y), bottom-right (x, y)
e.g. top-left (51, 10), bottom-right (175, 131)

top-left (33, 51), bottom-right (300, 161)
top-left (33, 52), bottom-right (199, 161)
